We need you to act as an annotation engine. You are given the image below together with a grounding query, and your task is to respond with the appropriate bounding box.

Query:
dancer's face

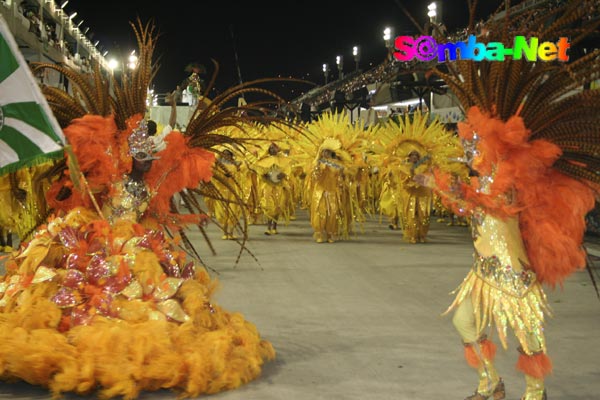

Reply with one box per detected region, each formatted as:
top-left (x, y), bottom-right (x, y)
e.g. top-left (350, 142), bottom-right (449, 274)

top-left (408, 151), bottom-right (420, 164)
top-left (322, 149), bottom-right (336, 159)
top-left (268, 143), bottom-right (279, 155)
top-left (133, 157), bottom-right (153, 173)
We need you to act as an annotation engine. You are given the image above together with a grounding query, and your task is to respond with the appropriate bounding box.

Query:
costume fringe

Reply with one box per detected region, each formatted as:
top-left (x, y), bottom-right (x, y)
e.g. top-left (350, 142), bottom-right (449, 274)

top-left (464, 337), bottom-right (496, 368)
top-left (516, 352), bottom-right (553, 379)
top-left (445, 270), bottom-right (550, 354)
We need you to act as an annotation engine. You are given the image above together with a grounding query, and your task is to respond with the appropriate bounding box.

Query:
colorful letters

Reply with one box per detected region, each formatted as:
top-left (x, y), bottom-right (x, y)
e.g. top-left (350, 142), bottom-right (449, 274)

top-left (394, 35), bottom-right (570, 62)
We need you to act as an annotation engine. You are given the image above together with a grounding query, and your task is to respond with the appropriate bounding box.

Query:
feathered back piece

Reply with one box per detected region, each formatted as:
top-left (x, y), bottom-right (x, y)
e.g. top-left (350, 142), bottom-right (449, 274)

top-left (433, 0), bottom-right (600, 184)
top-left (184, 75), bottom-right (297, 148)
top-left (430, 0), bottom-right (600, 286)
top-left (31, 60), bottom-right (111, 128)
top-left (31, 19), bottom-right (161, 127)
top-left (111, 19), bottom-right (159, 130)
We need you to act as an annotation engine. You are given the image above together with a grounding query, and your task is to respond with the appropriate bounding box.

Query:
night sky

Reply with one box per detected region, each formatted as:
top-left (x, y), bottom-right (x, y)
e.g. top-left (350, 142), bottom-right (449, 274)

top-left (64, 0), bottom-right (502, 99)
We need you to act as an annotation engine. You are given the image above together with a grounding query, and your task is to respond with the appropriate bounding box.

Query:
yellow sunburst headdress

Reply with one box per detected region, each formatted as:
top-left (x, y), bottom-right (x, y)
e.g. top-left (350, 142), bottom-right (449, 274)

top-left (374, 111), bottom-right (466, 177)
top-left (296, 112), bottom-right (372, 168)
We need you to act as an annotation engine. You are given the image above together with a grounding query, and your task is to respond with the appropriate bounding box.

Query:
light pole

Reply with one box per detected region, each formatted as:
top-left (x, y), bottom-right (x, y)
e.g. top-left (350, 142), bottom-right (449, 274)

top-left (353, 46), bottom-right (360, 71)
top-left (427, 2), bottom-right (445, 35)
top-left (427, 2), bottom-right (437, 24)
top-left (336, 55), bottom-right (344, 80)
top-left (383, 27), bottom-right (393, 60)
top-left (323, 63), bottom-right (329, 85)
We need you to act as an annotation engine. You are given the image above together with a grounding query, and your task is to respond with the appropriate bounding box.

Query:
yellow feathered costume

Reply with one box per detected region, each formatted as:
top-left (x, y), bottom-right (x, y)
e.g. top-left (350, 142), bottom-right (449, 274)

top-left (298, 112), bottom-right (371, 243)
top-left (374, 112), bottom-right (466, 243)
top-left (252, 123), bottom-right (297, 233)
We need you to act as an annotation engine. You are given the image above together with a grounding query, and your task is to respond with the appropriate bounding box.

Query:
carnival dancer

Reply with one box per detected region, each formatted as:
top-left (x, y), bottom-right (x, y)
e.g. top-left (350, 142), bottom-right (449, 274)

top-left (299, 112), bottom-right (369, 243)
top-left (379, 163), bottom-right (402, 230)
top-left (415, 2), bottom-right (600, 398)
top-left (254, 140), bottom-right (294, 235)
top-left (374, 112), bottom-right (464, 243)
top-left (0, 20), bottom-right (278, 399)
top-left (204, 148), bottom-right (245, 240)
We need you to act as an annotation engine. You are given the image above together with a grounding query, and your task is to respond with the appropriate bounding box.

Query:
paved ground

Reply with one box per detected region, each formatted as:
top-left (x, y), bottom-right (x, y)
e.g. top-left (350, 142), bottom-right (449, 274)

top-left (1, 210), bottom-right (599, 399)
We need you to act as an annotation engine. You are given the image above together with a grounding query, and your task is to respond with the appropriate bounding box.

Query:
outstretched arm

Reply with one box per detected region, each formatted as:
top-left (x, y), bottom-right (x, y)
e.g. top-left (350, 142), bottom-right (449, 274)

top-left (168, 90), bottom-right (178, 129)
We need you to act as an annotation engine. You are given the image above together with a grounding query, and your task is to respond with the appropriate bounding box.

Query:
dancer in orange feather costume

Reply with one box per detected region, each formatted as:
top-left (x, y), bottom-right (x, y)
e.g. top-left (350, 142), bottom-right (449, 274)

top-left (0, 20), bottom-right (275, 399)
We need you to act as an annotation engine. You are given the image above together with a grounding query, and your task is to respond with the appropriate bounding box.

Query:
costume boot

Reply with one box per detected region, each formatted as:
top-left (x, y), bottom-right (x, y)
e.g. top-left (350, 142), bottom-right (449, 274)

top-left (313, 231), bottom-right (324, 243)
top-left (463, 335), bottom-right (505, 400)
top-left (516, 347), bottom-right (551, 400)
top-left (520, 375), bottom-right (547, 400)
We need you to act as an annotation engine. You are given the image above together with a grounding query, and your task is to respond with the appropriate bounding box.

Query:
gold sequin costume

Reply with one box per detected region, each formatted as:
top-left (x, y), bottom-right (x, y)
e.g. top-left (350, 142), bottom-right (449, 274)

top-left (373, 112), bottom-right (464, 243)
top-left (445, 209), bottom-right (550, 354)
top-left (396, 152), bottom-right (433, 243)
top-left (254, 148), bottom-right (294, 233)
top-left (296, 112), bottom-right (370, 243)
top-left (378, 169), bottom-right (401, 228)
top-left (423, 1), bottom-right (600, 397)
top-left (306, 155), bottom-right (354, 243)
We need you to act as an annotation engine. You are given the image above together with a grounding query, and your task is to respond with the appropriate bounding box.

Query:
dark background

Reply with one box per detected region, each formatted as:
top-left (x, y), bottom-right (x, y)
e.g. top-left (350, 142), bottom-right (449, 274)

top-left (65, 0), bottom-right (502, 99)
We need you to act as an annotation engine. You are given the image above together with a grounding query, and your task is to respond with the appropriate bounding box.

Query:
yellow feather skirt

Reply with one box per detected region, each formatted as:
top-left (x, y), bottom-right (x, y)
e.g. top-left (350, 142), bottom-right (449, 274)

top-left (0, 207), bottom-right (274, 399)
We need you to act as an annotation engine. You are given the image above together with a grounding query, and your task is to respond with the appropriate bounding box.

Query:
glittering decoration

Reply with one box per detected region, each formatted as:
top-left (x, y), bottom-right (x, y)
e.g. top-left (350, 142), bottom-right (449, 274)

top-left (58, 226), bottom-right (81, 248)
top-left (103, 175), bottom-right (150, 223)
top-left (445, 213), bottom-right (551, 354)
top-left (153, 277), bottom-right (184, 301)
top-left (62, 269), bottom-right (86, 288)
top-left (70, 305), bottom-right (93, 326)
top-left (127, 119), bottom-right (154, 158)
top-left (181, 262), bottom-right (195, 279)
top-left (31, 266), bottom-right (57, 283)
top-left (52, 287), bottom-right (80, 308)
top-left (85, 255), bottom-right (111, 285)
top-left (2, 187), bottom-right (203, 328)
top-left (473, 252), bottom-right (536, 297)
top-left (157, 299), bottom-right (190, 322)
top-left (120, 279), bottom-right (143, 299)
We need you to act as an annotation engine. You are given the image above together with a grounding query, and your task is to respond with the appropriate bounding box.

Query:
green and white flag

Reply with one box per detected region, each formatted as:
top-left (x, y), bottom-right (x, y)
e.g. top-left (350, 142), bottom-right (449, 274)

top-left (0, 14), bottom-right (64, 175)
